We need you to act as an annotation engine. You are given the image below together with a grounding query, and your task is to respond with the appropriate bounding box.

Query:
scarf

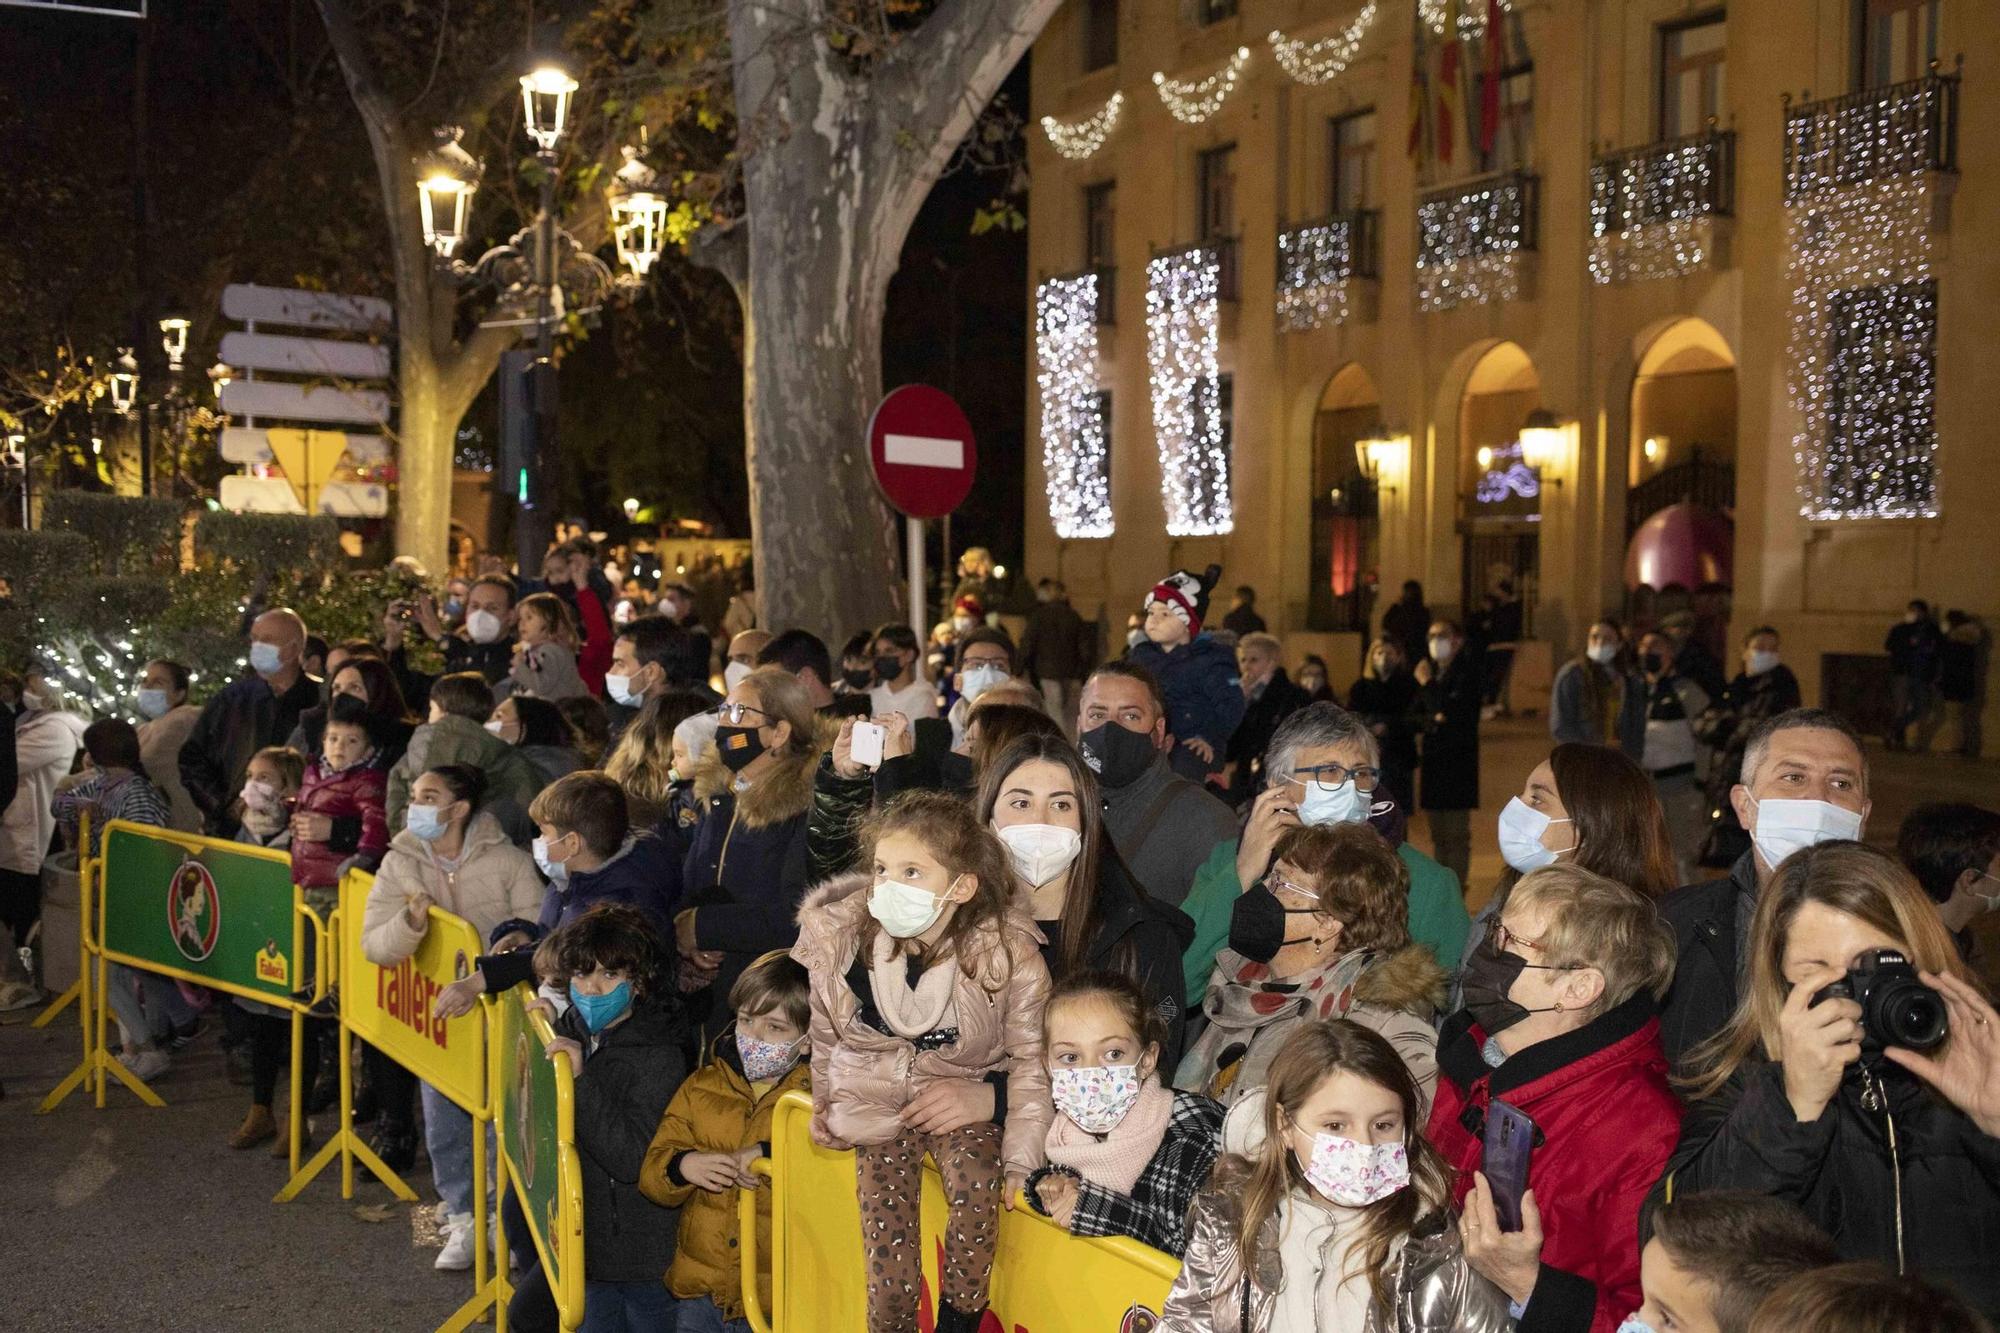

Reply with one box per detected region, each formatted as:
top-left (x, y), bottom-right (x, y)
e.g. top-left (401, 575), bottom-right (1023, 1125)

top-left (1271, 1194), bottom-right (1389, 1333)
top-left (867, 929), bottom-right (959, 1039)
top-left (1176, 947), bottom-right (1379, 1103)
top-left (1045, 1078), bottom-right (1175, 1196)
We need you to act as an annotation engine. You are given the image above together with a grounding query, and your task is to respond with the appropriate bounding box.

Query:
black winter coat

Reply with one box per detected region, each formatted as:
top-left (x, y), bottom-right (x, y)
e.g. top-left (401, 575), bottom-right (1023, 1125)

top-left (1657, 851), bottom-right (1757, 1070)
top-left (1417, 651), bottom-right (1481, 812)
top-left (1345, 671), bottom-right (1421, 811)
top-left (390, 636), bottom-right (514, 711)
top-left (1224, 669), bottom-right (1312, 806)
top-left (554, 999), bottom-right (688, 1282)
top-left (1656, 1058), bottom-right (2000, 1319)
top-left (1041, 856), bottom-right (1198, 1070)
top-left (179, 671), bottom-right (323, 835)
top-left (1021, 597), bottom-right (1095, 682)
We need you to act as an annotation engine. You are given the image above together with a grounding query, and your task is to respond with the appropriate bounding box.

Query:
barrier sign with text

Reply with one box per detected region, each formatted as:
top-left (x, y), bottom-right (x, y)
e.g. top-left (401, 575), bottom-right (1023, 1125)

top-left (338, 872), bottom-right (486, 1114)
top-left (97, 821), bottom-right (300, 1003)
top-left (495, 984), bottom-right (585, 1329)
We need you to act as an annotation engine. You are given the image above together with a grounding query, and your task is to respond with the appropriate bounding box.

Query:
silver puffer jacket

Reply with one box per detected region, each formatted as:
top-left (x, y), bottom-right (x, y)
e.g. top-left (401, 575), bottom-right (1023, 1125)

top-left (1160, 1092), bottom-right (1514, 1333)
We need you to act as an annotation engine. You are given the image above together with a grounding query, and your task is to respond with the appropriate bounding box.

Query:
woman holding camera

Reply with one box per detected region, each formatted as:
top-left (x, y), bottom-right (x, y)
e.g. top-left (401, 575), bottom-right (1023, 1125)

top-left (1661, 840), bottom-right (2000, 1318)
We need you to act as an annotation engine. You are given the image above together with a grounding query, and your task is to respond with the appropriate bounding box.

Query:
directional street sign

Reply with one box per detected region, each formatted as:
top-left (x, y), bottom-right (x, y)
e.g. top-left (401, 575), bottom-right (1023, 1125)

top-left (219, 331), bottom-right (392, 380)
top-left (219, 380), bottom-right (390, 426)
top-left (220, 284), bottom-right (392, 334)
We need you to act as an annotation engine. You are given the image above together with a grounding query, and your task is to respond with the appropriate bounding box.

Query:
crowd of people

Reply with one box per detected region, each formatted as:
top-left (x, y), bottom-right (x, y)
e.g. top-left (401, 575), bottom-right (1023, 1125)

top-left (0, 541), bottom-right (1997, 1333)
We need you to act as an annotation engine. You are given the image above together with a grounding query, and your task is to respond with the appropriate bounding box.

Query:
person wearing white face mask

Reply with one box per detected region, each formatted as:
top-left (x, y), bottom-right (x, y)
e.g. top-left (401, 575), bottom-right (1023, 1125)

top-left (134, 657), bottom-right (202, 832)
top-left (1550, 619), bottom-right (1646, 759)
top-left (1896, 801), bottom-right (2000, 964)
top-left (976, 733), bottom-right (1195, 1065)
top-left (723, 628), bottom-right (772, 696)
top-left (179, 608), bottom-right (320, 837)
top-left (1693, 627), bottom-right (1803, 869)
top-left (1165, 1020), bottom-right (1512, 1333)
top-left (946, 627), bottom-right (1019, 751)
top-left (1659, 708), bottom-right (1873, 1068)
top-left (383, 575), bottom-right (518, 708)
top-left (1414, 619), bottom-right (1482, 886)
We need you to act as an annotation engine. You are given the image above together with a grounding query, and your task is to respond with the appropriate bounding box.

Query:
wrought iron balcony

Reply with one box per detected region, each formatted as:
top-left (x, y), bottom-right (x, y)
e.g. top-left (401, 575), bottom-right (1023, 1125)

top-left (1590, 131), bottom-right (1734, 283)
top-left (1152, 237), bottom-right (1239, 303)
top-left (1276, 210), bottom-right (1380, 332)
top-left (1415, 172), bottom-right (1538, 311)
top-left (1784, 69), bottom-right (1959, 202)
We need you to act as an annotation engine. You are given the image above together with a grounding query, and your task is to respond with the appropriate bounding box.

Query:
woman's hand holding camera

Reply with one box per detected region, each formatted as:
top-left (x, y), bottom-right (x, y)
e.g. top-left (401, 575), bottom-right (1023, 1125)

top-left (1887, 971), bottom-right (2000, 1138)
top-left (1778, 969), bottom-right (1863, 1123)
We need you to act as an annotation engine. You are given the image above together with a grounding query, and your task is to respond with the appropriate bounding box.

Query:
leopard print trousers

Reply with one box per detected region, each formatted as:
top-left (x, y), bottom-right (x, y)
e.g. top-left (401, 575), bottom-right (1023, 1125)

top-left (854, 1120), bottom-right (1002, 1333)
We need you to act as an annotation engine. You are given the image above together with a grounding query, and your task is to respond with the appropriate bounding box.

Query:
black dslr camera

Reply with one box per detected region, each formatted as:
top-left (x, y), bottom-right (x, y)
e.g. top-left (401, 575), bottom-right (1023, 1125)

top-left (1811, 948), bottom-right (1948, 1054)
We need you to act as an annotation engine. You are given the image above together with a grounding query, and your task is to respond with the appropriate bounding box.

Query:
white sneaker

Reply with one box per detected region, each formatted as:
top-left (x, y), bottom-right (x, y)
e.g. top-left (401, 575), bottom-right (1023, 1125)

top-left (0, 980), bottom-right (42, 1012)
top-left (123, 1047), bottom-right (171, 1081)
top-left (435, 1215), bottom-right (475, 1271)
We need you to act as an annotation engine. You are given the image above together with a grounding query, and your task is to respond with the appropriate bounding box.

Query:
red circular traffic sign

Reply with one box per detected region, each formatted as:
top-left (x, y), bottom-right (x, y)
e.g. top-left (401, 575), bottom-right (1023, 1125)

top-left (868, 384), bottom-right (977, 519)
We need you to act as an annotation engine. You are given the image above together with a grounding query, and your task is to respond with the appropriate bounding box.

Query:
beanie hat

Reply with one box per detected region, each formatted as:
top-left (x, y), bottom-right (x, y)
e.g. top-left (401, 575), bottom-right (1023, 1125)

top-left (1147, 564), bottom-right (1222, 636)
top-left (953, 594), bottom-right (985, 622)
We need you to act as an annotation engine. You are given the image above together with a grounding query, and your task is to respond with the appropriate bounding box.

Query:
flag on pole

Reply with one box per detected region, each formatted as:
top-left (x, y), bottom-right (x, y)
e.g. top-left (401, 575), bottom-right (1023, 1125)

top-left (1479, 0), bottom-right (1503, 154)
top-left (1407, 0), bottom-right (1431, 165)
top-left (1437, 0), bottom-right (1461, 166)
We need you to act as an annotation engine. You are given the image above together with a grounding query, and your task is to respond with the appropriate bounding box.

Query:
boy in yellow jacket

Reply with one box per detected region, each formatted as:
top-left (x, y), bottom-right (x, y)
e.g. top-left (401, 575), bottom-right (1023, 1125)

top-left (641, 950), bottom-right (811, 1330)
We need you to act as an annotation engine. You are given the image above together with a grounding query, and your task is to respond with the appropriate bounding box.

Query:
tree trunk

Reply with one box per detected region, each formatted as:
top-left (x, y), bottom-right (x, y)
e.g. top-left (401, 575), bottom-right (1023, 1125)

top-left (395, 357), bottom-right (455, 573)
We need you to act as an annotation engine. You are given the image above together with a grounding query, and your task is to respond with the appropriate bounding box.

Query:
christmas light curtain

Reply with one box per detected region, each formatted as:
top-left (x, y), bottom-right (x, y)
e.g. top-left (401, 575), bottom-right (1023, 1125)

top-left (1034, 274), bottom-right (1115, 538)
top-left (1145, 248), bottom-right (1233, 536)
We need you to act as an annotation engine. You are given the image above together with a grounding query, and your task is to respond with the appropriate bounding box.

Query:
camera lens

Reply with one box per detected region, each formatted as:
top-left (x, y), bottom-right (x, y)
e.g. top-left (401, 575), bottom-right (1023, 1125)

top-left (1873, 977), bottom-right (1949, 1052)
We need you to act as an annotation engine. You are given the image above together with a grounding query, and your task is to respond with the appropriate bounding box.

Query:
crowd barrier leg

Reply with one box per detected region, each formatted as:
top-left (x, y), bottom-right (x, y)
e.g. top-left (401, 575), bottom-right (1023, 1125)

top-left (738, 1158), bottom-right (775, 1333)
top-left (29, 977), bottom-right (82, 1028)
top-left (39, 837), bottom-right (164, 1114)
top-left (36, 846), bottom-right (99, 1113)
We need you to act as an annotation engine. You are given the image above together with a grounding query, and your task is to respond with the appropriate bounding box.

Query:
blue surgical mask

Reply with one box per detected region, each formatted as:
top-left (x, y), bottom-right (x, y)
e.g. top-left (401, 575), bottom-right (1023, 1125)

top-left (136, 688), bottom-right (172, 720)
top-left (532, 835), bottom-right (570, 882)
top-left (569, 980), bottom-right (632, 1034)
top-left (249, 641), bottom-right (284, 677)
top-left (406, 804), bottom-right (449, 842)
top-left (1296, 777), bottom-right (1367, 827)
top-left (1616, 1318), bottom-right (1659, 1333)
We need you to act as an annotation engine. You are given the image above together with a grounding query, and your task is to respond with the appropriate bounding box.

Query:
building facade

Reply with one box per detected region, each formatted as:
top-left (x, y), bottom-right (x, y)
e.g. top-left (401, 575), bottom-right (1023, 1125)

top-left (1024, 0), bottom-right (1996, 748)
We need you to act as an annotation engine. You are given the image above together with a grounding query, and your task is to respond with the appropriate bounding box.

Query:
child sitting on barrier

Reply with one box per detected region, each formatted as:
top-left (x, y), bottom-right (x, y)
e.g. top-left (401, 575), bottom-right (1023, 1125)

top-left (1161, 1019), bottom-right (1511, 1333)
top-left (517, 903), bottom-right (685, 1330)
top-left (1026, 970), bottom-right (1222, 1259)
top-left (226, 746), bottom-right (304, 1145)
top-left (791, 790), bottom-right (1052, 1333)
top-left (640, 948), bottom-right (813, 1332)
top-left (363, 763), bottom-right (545, 1270)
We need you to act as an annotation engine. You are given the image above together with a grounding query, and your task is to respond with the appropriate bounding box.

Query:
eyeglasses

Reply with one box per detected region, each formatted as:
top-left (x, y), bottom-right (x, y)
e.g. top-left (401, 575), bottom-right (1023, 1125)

top-left (1494, 921), bottom-right (1573, 970)
top-left (1268, 874), bottom-right (1320, 904)
top-left (716, 702), bottom-right (770, 726)
top-left (1291, 762), bottom-right (1381, 793)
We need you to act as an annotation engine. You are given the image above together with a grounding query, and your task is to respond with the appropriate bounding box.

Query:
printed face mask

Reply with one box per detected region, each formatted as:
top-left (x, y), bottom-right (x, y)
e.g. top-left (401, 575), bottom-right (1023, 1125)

top-left (465, 609), bottom-right (504, 644)
top-left (1295, 777), bottom-right (1367, 827)
top-left (1297, 1130), bottom-right (1410, 1206)
top-left (1050, 1064), bottom-right (1143, 1135)
top-left (997, 823), bottom-right (1082, 888)
top-left (1497, 797), bottom-right (1574, 874)
top-left (240, 778), bottom-right (281, 814)
top-left (1747, 795), bottom-right (1864, 870)
top-left (1227, 881), bottom-right (1322, 963)
top-left (1078, 722), bottom-right (1156, 791)
top-left (738, 1031), bottom-right (803, 1083)
top-left (249, 640), bottom-right (285, 676)
top-left (570, 980), bottom-right (632, 1034)
top-left (868, 877), bottom-right (950, 939)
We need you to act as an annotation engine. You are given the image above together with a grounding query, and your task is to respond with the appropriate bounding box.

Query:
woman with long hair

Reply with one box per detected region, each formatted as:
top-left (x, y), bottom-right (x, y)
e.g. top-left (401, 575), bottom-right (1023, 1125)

top-left (1548, 618), bottom-right (1644, 758)
top-left (1660, 841), bottom-right (2000, 1316)
top-left (602, 688), bottom-right (714, 826)
top-left (287, 655), bottom-right (418, 767)
top-left (1163, 1020), bottom-right (1510, 1332)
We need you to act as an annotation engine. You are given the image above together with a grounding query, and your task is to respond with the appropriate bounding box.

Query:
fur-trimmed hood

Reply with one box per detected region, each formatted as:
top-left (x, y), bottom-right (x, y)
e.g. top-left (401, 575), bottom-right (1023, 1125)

top-left (1352, 941), bottom-right (1450, 1017)
top-left (691, 737), bottom-right (818, 829)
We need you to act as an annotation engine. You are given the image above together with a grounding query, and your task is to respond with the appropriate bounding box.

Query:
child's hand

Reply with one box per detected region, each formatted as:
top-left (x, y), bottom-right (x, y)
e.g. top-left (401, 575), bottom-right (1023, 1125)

top-left (291, 811), bottom-right (333, 843)
top-left (434, 974), bottom-right (485, 1020)
top-left (731, 1145), bottom-right (765, 1189)
top-left (681, 1152), bottom-right (742, 1193)
top-left (1182, 736), bottom-right (1216, 765)
top-left (524, 996), bottom-right (556, 1021)
top-left (545, 1036), bottom-right (584, 1078)
top-left (899, 1080), bottom-right (995, 1134)
top-left (1002, 1169), bottom-right (1029, 1212)
top-left (1034, 1174), bottom-right (1078, 1227)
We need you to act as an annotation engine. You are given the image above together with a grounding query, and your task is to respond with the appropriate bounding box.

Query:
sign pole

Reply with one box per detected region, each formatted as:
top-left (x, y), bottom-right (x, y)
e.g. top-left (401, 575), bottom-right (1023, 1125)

top-left (907, 516), bottom-right (926, 641)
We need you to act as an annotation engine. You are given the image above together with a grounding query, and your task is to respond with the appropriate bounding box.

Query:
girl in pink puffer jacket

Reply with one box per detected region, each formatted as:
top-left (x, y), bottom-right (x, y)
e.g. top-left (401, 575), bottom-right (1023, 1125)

top-left (791, 790), bottom-right (1051, 1333)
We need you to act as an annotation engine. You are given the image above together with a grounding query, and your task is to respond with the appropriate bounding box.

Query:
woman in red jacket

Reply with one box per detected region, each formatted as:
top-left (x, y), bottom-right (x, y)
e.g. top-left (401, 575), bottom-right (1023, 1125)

top-left (1424, 862), bottom-right (1682, 1333)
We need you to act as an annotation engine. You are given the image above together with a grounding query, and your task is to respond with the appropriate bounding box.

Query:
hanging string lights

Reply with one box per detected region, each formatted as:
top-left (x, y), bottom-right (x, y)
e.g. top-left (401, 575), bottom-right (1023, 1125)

top-left (1415, 175), bottom-right (1535, 312)
top-left (1152, 47), bottom-right (1252, 125)
top-left (1268, 4), bottom-right (1379, 86)
top-left (1035, 274), bottom-right (1115, 538)
top-left (1040, 92), bottom-right (1125, 161)
top-left (1420, 0), bottom-right (1510, 39)
top-left (1145, 247), bottom-right (1233, 536)
top-left (1276, 220), bottom-right (1359, 331)
top-left (1589, 135), bottom-right (1730, 284)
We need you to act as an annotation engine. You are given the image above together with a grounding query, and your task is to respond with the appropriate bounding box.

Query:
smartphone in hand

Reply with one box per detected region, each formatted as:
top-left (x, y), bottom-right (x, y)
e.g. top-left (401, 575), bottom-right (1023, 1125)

top-left (1482, 1100), bottom-right (1536, 1233)
top-left (850, 720), bottom-right (886, 769)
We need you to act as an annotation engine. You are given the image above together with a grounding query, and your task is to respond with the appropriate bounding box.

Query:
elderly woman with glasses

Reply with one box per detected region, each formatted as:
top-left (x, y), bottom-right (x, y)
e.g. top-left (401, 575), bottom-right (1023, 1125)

top-left (671, 665), bottom-right (828, 1041)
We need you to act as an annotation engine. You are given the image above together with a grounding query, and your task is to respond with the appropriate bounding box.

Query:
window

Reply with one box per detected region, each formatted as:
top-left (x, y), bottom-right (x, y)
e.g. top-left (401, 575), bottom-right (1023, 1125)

top-left (1197, 144), bottom-right (1237, 240)
top-left (1084, 181), bottom-right (1117, 269)
top-left (1329, 109), bottom-right (1378, 213)
top-left (1859, 0), bottom-right (1940, 88)
top-left (1083, 0), bottom-right (1119, 72)
top-left (1822, 279), bottom-right (1937, 515)
top-left (1660, 14), bottom-right (1727, 138)
top-left (1197, 0), bottom-right (1238, 24)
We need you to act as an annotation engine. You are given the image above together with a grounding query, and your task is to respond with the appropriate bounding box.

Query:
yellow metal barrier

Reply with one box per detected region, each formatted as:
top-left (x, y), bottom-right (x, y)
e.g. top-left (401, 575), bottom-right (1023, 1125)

top-left (492, 983), bottom-right (587, 1332)
top-left (742, 1091), bottom-right (1180, 1333)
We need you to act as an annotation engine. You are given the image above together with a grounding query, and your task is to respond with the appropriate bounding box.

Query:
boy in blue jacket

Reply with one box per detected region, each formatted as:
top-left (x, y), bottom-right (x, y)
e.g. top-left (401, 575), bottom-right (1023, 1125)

top-left (1127, 564), bottom-right (1246, 785)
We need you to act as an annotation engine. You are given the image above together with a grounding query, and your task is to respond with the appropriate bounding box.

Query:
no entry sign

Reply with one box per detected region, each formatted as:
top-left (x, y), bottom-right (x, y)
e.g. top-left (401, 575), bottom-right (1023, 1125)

top-left (868, 385), bottom-right (977, 519)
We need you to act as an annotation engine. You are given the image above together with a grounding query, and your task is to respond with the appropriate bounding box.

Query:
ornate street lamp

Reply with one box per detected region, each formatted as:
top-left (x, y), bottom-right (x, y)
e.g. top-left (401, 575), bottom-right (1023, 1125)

top-left (607, 144), bottom-right (668, 281)
top-left (158, 316), bottom-right (190, 371)
top-left (520, 65), bottom-right (578, 153)
top-left (414, 126), bottom-right (484, 261)
top-left (109, 349), bottom-right (140, 416)
top-left (208, 360), bottom-right (235, 401)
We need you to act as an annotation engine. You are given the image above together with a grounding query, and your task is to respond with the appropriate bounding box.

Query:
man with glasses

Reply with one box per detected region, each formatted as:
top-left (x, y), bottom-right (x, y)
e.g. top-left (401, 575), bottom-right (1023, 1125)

top-left (1174, 701), bottom-right (1472, 1002)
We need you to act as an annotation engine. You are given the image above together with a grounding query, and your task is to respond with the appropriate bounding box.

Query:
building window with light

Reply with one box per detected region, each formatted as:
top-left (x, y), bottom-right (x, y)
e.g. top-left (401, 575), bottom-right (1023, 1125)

top-left (1084, 181), bottom-right (1117, 269)
top-left (1820, 278), bottom-right (1937, 516)
top-left (1329, 109), bottom-right (1378, 214)
top-left (1197, 144), bottom-right (1237, 241)
top-left (1659, 13), bottom-right (1727, 138)
top-left (1083, 0), bottom-right (1119, 72)
top-left (1857, 0), bottom-right (1941, 88)
top-left (1195, 0), bottom-right (1238, 26)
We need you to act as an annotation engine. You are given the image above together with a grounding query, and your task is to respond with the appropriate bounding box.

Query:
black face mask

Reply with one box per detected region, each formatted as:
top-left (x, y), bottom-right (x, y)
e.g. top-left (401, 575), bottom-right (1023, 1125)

top-left (715, 724), bottom-right (766, 772)
top-left (841, 667), bottom-right (874, 690)
top-left (1227, 882), bottom-right (1322, 964)
top-left (1458, 937), bottom-right (1562, 1036)
top-left (1641, 652), bottom-right (1665, 675)
top-left (873, 655), bottom-right (903, 683)
top-left (1079, 721), bottom-right (1156, 791)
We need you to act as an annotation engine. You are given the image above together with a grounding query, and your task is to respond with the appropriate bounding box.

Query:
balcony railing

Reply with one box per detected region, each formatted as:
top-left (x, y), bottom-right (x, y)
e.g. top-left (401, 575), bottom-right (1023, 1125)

top-left (1153, 237), bottom-right (1240, 303)
top-left (1415, 172), bottom-right (1538, 311)
top-left (1626, 448), bottom-right (1736, 539)
top-left (1784, 70), bottom-right (1959, 202)
top-left (1593, 130), bottom-right (1735, 235)
top-left (1037, 266), bottom-right (1116, 329)
top-left (1276, 210), bottom-right (1380, 332)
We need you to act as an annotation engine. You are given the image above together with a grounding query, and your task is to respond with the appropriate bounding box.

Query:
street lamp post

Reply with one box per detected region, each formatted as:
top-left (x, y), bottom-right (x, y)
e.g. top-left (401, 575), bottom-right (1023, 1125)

top-left (514, 64), bottom-right (579, 574)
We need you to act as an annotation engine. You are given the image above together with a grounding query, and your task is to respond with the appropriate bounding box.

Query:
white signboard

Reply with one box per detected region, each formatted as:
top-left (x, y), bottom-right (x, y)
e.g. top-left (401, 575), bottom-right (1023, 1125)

top-left (220, 380), bottom-right (389, 426)
top-left (220, 427), bottom-right (389, 466)
top-left (220, 476), bottom-right (389, 517)
top-left (219, 331), bottom-right (391, 380)
top-left (220, 284), bottom-right (392, 334)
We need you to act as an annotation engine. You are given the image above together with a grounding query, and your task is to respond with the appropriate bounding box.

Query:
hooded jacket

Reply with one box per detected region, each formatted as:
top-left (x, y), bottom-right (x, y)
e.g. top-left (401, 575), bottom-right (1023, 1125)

top-left (360, 811), bottom-right (545, 967)
top-left (386, 713), bottom-right (543, 840)
top-left (638, 1032), bottom-right (812, 1319)
top-left (791, 870), bottom-right (1052, 1179)
top-left (1179, 942), bottom-right (1448, 1115)
top-left (552, 997), bottom-right (687, 1283)
top-left (2, 708), bottom-right (88, 874)
top-left (475, 829), bottom-right (683, 995)
top-left (1163, 1089), bottom-right (1513, 1333)
top-left (1425, 994), bottom-right (1684, 1333)
top-left (1655, 1057), bottom-right (2000, 1318)
top-left (1128, 634), bottom-right (1247, 784)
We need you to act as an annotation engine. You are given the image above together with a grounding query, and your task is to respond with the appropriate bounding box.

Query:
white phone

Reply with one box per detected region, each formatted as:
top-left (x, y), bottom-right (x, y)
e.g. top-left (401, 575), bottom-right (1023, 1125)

top-left (851, 720), bottom-right (886, 769)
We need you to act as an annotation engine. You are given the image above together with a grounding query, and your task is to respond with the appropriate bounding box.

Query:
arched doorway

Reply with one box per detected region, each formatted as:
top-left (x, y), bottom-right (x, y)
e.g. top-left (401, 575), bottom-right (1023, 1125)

top-left (1308, 364), bottom-right (1381, 631)
top-left (1457, 341), bottom-right (1541, 637)
top-left (1626, 319), bottom-right (1737, 634)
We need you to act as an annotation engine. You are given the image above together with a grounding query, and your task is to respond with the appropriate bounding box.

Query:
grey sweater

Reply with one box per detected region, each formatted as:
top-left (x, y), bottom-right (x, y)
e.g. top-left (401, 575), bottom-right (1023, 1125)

top-left (1101, 756), bottom-right (1240, 908)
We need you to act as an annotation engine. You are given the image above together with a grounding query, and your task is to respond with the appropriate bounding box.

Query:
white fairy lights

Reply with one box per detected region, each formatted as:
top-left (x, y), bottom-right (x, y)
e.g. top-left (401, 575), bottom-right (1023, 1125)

top-left (1268, 4), bottom-right (1378, 87)
top-left (1035, 275), bottom-right (1115, 538)
top-left (1589, 135), bottom-right (1731, 284)
top-left (1415, 174), bottom-right (1535, 312)
top-left (1041, 93), bottom-right (1124, 162)
top-left (1152, 48), bottom-right (1252, 125)
top-left (1145, 247), bottom-right (1233, 536)
top-left (1277, 219), bottom-right (1359, 331)
top-left (1421, 0), bottom-right (1510, 39)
